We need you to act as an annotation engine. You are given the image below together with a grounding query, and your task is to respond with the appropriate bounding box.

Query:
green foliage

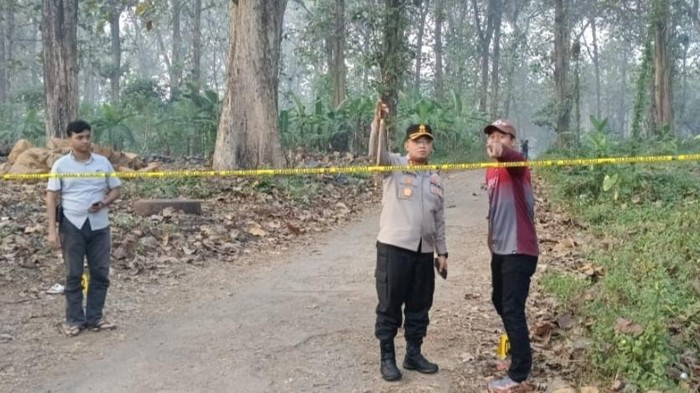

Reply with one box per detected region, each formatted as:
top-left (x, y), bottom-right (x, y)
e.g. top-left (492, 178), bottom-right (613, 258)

top-left (77, 79), bottom-right (221, 157)
top-left (0, 88), bottom-right (47, 146)
top-left (396, 90), bottom-right (482, 159)
top-left (121, 78), bottom-right (168, 112)
top-left (281, 90), bottom-right (483, 162)
top-left (281, 94), bottom-right (363, 152)
top-left (541, 128), bottom-right (700, 390)
top-left (542, 116), bottom-right (691, 204)
top-left (88, 104), bottom-right (137, 150)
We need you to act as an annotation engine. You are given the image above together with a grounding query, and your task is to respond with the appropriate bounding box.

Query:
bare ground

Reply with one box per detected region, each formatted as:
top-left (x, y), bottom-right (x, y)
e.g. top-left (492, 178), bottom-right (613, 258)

top-left (1, 170), bottom-right (550, 393)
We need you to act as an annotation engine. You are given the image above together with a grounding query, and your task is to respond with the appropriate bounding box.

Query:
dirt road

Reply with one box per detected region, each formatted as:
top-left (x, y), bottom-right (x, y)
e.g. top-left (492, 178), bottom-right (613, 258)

top-left (17, 171), bottom-right (511, 393)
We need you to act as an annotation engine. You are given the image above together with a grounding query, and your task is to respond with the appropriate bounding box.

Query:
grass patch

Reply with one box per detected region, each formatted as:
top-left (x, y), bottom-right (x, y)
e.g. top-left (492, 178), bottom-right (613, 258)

top-left (539, 133), bottom-right (700, 390)
top-left (540, 272), bottom-right (589, 306)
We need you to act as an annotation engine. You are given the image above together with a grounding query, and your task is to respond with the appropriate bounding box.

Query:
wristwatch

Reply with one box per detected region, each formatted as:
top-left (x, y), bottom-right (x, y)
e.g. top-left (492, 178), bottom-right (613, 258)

top-left (438, 252), bottom-right (448, 258)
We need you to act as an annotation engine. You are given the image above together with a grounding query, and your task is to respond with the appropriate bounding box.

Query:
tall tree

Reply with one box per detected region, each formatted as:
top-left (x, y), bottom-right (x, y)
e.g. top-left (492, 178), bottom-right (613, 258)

top-left (433, 0), bottom-right (445, 100)
top-left (0, 0), bottom-right (9, 104)
top-left (553, 0), bottom-right (571, 145)
top-left (474, 0), bottom-right (498, 114)
top-left (331, 0), bottom-right (346, 107)
top-left (413, 0), bottom-right (430, 91)
top-left (652, 0), bottom-right (673, 133)
top-left (379, 0), bottom-right (409, 140)
top-left (212, 0), bottom-right (287, 169)
top-left (170, 0), bottom-right (183, 97)
top-left (488, 0), bottom-right (502, 118)
top-left (191, 0), bottom-right (202, 88)
top-left (590, 13), bottom-right (601, 119)
top-left (502, 0), bottom-right (528, 119)
top-left (108, 0), bottom-right (122, 102)
top-left (42, 0), bottom-right (79, 141)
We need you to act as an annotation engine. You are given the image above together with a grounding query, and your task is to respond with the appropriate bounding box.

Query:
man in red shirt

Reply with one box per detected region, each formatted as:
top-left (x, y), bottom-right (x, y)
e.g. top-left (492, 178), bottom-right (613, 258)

top-left (483, 119), bottom-right (539, 392)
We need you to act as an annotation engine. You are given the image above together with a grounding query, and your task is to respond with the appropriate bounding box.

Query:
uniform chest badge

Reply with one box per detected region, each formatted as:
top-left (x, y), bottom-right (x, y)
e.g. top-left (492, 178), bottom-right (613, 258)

top-left (403, 188), bottom-right (413, 197)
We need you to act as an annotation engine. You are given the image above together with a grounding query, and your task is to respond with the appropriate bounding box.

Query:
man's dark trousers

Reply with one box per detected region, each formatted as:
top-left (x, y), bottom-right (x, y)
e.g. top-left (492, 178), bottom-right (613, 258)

top-left (491, 253), bottom-right (537, 382)
top-left (375, 242), bottom-right (435, 341)
top-left (60, 218), bottom-right (111, 327)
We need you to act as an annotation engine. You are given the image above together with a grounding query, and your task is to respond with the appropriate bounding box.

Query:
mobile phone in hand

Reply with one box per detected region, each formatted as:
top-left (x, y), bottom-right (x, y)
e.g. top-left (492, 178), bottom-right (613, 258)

top-left (434, 258), bottom-right (447, 280)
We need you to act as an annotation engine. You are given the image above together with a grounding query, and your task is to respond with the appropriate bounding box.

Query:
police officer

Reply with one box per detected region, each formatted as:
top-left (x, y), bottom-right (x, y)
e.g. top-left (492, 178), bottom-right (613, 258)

top-left (368, 101), bottom-right (448, 381)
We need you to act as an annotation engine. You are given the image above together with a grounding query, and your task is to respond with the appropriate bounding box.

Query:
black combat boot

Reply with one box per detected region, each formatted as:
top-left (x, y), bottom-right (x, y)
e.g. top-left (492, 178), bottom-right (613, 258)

top-left (403, 338), bottom-right (438, 374)
top-left (379, 339), bottom-right (402, 381)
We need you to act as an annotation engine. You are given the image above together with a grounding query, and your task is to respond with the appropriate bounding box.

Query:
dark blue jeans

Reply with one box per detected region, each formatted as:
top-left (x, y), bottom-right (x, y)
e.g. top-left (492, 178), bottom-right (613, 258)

top-left (491, 253), bottom-right (538, 382)
top-left (59, 218), bottom-right (111, 327)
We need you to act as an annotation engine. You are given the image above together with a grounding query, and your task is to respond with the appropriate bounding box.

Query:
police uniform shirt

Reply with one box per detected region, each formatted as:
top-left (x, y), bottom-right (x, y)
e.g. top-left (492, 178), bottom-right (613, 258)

top-left (377, 153), bottom-right (447, 255)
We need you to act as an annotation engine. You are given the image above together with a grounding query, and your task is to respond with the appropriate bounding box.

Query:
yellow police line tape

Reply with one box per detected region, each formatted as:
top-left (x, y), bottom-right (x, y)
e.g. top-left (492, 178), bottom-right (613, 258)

top-left (2, 153), bottom-right (700, 180)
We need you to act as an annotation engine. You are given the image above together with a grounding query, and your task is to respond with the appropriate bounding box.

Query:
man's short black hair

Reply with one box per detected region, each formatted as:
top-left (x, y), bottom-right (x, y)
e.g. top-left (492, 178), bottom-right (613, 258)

top-left (66, 120), bottom-right (92, 137)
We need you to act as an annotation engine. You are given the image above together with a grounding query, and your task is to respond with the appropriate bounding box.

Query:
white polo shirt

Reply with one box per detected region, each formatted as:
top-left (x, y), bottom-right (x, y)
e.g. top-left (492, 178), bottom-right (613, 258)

top-left (47, 152), bottom-right (122, 230)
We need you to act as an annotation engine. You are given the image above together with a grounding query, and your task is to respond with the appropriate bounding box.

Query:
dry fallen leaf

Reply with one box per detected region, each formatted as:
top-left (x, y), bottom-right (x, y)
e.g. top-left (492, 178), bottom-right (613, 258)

top-left (556, 313), bottom-right (576, 330)
top-left (615, 318), bottom-right (644, 336)
top-left (247, 224), bottom-right (267, 237)
top-left (287, 222), bottom-right (302, 236)
top-left (24, 225), bottom-right (43, 234)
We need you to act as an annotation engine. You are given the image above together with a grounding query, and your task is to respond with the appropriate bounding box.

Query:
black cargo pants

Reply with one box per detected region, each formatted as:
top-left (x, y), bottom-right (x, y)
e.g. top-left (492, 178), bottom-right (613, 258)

top-left (374, 242), bottom-right (435, 341)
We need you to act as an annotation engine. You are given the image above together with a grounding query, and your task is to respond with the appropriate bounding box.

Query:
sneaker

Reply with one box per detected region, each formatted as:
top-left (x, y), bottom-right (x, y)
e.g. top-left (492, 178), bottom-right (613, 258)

top-left (487, 376), bottom-right (520, 393)
top-left (90, 319), bottom-right (117, 332)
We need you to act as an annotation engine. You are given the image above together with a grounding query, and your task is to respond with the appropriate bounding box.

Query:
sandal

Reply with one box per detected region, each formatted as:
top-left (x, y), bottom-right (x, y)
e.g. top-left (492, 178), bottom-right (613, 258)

top-left (61, 324), bottom-right (83, 337)
top-left (90, 319), bottom-right (117, 332)
top-left (487, 376), bottom-right (521, 393)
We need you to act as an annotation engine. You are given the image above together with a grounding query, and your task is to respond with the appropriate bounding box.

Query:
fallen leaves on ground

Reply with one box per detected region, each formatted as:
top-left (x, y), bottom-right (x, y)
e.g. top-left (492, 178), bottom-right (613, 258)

top-left (0, 151), bottom-right (379, 304)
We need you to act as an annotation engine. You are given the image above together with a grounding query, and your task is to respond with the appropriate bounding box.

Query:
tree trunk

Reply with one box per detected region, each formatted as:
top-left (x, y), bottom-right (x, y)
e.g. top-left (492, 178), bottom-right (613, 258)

top-left (631, 34), bottom-right (653, 139)
top-left (331, 0), bottom-right (346, 108)
top-left (212, 0), bottom-right (287, 169)
top-left (590, 15), bottom-right (601, 119)
top-left (474, 0), bottom-right (496, 114)
top-left (170, 0), bottom-right (182, 98)
top-left (82, 59), bottom-right (97, 104)
top-left (109, 0), bottom-right (122, 103)
top-left (572, 40), bottom-right (581, 145)
top-left (379, 0), bottom-right (409, 141)
top-left (554, 0), bottom-right (571, 145)
top-left (30, 15), bottom-right (40, 84)
top-left (42, 0), bottom-right (79, 141)
top-left (619, 41), bottom-right (628, 136)
top-left (0, 0), bottom-right (7, 104)
top-left (679, 33), bottom-right (689, 128)
top-left (413, 0), bottom-right (429, 91)
top-left (191, 0), bottom-right (202, 88)
top-left (434, 0), bottom-right (444, 101)
top-left (488, 0), bottom-right (502, 119)
top-left (503, 1), bottom-right (526, 119)
top-left (652, 0), bottom-right (673, 134)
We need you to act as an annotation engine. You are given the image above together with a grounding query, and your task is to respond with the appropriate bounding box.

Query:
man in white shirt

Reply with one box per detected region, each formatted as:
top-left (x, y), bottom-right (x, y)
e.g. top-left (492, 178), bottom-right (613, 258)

top-left (46, 120), bottom-right (122, 337)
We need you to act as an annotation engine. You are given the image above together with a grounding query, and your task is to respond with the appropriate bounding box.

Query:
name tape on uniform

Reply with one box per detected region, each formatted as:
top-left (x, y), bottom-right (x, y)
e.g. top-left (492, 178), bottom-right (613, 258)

top-left (3, 153), bottom-right (700, 181)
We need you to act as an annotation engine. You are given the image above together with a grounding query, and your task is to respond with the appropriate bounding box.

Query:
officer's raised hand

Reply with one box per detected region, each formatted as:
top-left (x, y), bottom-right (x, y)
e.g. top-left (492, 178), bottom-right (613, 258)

top-left (373, 100), bottom-right (389, 126)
